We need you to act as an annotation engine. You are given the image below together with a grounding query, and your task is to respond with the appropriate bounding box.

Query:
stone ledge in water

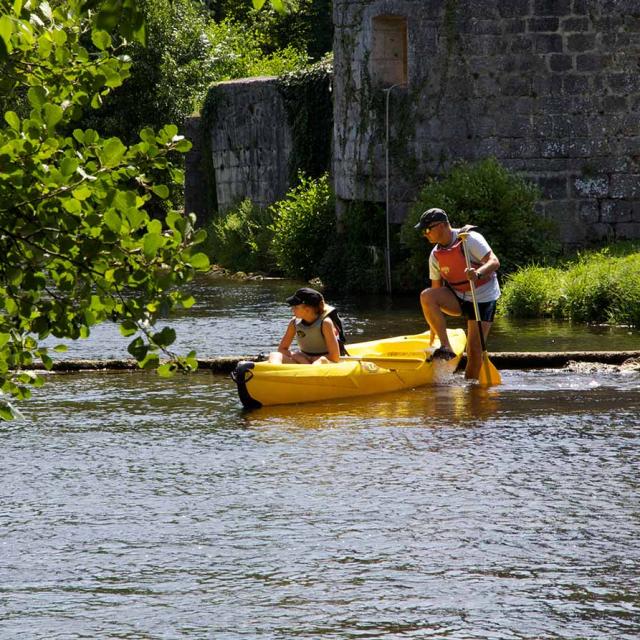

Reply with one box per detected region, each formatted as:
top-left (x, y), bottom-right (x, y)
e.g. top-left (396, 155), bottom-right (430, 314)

top-left (490, 351), bottom-right (640, 369)
top-left (566, 356), bottom-right (640, 374)
top-left (17, 351), bottom-right (640, 374)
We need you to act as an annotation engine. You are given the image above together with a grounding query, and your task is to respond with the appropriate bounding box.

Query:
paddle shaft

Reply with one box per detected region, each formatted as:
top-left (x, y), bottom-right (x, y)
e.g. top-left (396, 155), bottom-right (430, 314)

top-left (459, 232), bottom-right (488, 352)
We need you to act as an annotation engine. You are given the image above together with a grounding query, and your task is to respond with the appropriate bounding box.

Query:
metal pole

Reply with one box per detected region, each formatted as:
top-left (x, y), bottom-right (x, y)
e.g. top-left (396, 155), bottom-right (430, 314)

top-left (384, 82), bottom-right (407, 295)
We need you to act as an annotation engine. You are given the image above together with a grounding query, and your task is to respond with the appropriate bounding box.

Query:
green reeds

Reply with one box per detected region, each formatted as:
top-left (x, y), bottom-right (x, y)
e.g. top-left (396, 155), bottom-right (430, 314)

top-left (500, 245), bottom-right (640, 326)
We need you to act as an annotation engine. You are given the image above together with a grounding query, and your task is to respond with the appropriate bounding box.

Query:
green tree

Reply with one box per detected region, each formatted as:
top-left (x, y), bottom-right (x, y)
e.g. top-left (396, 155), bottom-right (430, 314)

top-left (207, 0), bottom-right (332, 61)
top-left (79, 0), bottom-right (215, 145)
top-left (0, 0), bottom-right (209, 419)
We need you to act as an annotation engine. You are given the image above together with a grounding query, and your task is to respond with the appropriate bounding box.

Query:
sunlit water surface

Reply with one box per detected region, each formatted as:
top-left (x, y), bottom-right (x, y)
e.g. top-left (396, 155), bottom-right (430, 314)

top-left (3, 277), bottom-right (640, 638)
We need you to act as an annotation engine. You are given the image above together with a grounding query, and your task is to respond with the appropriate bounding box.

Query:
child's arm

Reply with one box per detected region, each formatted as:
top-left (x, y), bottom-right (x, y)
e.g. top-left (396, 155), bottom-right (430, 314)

top-left (321, 318), bottom-right (341, 363)
top-left (277, 319), bottom-right (297, 355)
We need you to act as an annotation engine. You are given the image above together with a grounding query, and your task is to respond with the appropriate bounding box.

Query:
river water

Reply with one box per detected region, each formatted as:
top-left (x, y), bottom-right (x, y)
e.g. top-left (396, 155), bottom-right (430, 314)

top-left (2, 276), bottom-right (640, 639)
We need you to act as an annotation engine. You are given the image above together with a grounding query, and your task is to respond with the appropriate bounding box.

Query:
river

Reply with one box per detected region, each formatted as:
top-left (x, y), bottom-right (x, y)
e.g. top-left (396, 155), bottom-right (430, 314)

top-left (2, 276), bottom-right (639, 639)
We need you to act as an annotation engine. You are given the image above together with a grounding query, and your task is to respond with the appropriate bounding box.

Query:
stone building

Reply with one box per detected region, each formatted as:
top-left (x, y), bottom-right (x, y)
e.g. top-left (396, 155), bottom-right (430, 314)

top-left (333, 0), bottom-right (640, 244)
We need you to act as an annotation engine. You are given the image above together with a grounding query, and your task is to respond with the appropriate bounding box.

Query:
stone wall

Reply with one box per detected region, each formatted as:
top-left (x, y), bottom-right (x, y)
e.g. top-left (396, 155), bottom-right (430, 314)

top-left (333, 0), bottom-right (640, 244)
top-left (185, 77), bottom-right (293, 218)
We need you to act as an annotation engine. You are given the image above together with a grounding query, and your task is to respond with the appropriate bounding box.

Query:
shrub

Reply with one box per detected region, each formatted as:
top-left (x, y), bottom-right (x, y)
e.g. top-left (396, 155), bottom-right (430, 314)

top-left (561, 253), bottom-right (619, 323)
top-left (205, 199), bottom-right (276, 273)
top-left (399, 158), bottom-right (560, 291)
top-left (609, 253), bottom-right (640, 326)
top-left (270, 173), bottom-right (335, 279)
top-left (498, 266), bottom-right (566, 318)
top-left (499, 244), bottom-right (640, 326)
top-left (319, 202), bottom-right (388, 293)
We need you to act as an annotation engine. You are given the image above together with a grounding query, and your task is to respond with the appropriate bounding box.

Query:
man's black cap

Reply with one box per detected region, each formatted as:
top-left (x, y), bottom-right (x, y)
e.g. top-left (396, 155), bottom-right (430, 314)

top-left (414, 207), bottom-right (449, 230)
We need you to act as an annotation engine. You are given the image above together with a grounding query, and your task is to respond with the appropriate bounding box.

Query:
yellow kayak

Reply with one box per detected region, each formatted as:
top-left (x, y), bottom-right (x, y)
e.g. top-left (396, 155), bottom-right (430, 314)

top-left (231, 329), bottom-right (466, 408)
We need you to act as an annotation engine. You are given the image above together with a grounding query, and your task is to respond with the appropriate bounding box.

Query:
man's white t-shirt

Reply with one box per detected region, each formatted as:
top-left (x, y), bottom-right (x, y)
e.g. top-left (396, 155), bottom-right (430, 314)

top-left (428, 229), bottom-right (501, 304)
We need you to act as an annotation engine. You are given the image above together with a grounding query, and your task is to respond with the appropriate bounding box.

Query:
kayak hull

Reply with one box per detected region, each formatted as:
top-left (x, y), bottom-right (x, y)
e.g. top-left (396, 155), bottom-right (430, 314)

top-left (232, 329), bottom-right (466, 408)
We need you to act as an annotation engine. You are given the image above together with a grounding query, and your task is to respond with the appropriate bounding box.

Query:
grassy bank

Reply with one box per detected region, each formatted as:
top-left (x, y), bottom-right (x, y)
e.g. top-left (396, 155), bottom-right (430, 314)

top-left (498, 243), bottom-right (640, 327)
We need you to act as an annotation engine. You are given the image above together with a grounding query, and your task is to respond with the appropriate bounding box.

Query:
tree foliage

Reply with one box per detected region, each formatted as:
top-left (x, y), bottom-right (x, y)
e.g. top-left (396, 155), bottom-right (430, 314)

top-left (0, 0), bottom-right (210, 419)
top-left (207, 0), bottom-right (332, 61)
top-left (79, 0), bottom-right (215, 145)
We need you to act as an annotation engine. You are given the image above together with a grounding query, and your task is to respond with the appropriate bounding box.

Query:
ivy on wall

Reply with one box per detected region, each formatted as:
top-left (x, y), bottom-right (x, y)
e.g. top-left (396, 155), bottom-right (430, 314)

top-left (276, 56), bottom-right (334, 182)
top-left (197, 87), bottom-right (223, 215)
top-left (195, 57), bottom-right (333, 220)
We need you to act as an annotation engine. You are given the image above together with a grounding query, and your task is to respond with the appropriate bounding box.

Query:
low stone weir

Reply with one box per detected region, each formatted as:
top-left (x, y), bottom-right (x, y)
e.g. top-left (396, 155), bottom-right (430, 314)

top-left (20, 351), bottom-right (640, 374)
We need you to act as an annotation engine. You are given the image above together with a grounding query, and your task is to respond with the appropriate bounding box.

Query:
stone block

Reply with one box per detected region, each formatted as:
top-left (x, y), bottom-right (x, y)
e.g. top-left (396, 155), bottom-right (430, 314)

top-left (616, 222), bottom-right (640, 238)
top-left (573, 175), bottom-right (609, 198)
top-left (561, 16), bottom-right (591, 31)
top-left (578, 200), bottom-right (600, 224)
top-left (552, 114), bottom-right (589, 138)
top-left (532, 74), bottom-right (564, 96)
top-left (562, 74), bottom-right (591, 94)
top-left (536, 174), bottom-right (569, 198)
top-left (529, 114), bottom-right (553, 138)
top-left (475, 137), bottom-right (502, 157)
top-left (469, 19), bottom-right (502, 35)
top-left (572, 0), bottom-right (589, 15)
top-left (501, 138), bottom-right (541, 158)
top-left (608, 73), bottom-right (640, 95)
top-left (533, 33), bottom-right (563, 53)
top-left (610, 173), bottom-right (640, 198)
top-left (534, 0), bottom-right (572, 16)
top-left (575, 53), bottom-right (605, 72)
top-left (471, 115), bottom-right (498, 137)
top-left (498, 0), bottom-right (531, 18)
top-left (528, 17), bottom-right (560, 32)
top-left (510, 35), bottom-right (535, 54)
top-left (496, 114), bottom-right (533, 137)
top-left (540, 200), bottom-right (583, 244)
top-left (568, 138), bottom-right (611, 158)
top-left (589, 222), bottom-right (615, 241)
top-left (548, 53), bottom-right (574, 72)
top-left (512, 96), bottom-right (535, 114)
top-left (504, 19), bottom-right (527, 33)
top-left (532, 96), bottom-right (571, 115)
top-left (566, 33), bottom-right (597, 52)
top-left (601, 200), bottom-right (635, 223)
top-left (602, 95), bottom-right (629, 113)
top-left (541, 140), bottom-right (570, 158)
top-left (501, 74), bottom-right (532, 96)
top-left (600, 32), bottom-right (631, 49)
top-left (619, 136), bottom-right (640, 156)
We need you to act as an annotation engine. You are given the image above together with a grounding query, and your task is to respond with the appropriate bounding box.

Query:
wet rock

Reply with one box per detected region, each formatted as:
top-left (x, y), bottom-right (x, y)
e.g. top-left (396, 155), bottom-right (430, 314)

top-left (620, 357), bottom-right (640, 371)
top-left (565, 360), bottom-right (620, 374)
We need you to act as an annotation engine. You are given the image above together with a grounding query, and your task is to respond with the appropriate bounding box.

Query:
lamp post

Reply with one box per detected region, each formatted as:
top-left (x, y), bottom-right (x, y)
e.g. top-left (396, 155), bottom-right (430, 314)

top-left (384, 82), bottom-right (407, 294)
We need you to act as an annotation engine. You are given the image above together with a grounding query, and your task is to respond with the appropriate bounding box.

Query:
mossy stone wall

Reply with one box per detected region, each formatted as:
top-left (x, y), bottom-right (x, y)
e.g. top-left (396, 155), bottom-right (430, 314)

top-left (333, 0), bottom-right (640, 245)
top-left (185, 62), bottom-right (333, 220)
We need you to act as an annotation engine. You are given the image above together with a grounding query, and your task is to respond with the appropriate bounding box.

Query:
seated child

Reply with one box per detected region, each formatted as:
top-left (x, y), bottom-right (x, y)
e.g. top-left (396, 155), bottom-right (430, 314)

top-left (268, 287), bottom-right (347, 364)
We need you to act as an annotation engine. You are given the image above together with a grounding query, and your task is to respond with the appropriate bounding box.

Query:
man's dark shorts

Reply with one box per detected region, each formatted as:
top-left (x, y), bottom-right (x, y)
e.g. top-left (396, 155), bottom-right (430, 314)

top-left (457, 298), bottom-right (497, 322)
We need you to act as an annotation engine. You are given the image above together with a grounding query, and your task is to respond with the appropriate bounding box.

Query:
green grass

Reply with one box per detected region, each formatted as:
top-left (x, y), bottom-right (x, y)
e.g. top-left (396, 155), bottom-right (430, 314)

top-left (500, 244), bottom-right (640, 326)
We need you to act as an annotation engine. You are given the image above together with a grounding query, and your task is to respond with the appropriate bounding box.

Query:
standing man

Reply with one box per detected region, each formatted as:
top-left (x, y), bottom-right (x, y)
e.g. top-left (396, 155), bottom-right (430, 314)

top-left (415, 208), bottom-right (500, 380)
